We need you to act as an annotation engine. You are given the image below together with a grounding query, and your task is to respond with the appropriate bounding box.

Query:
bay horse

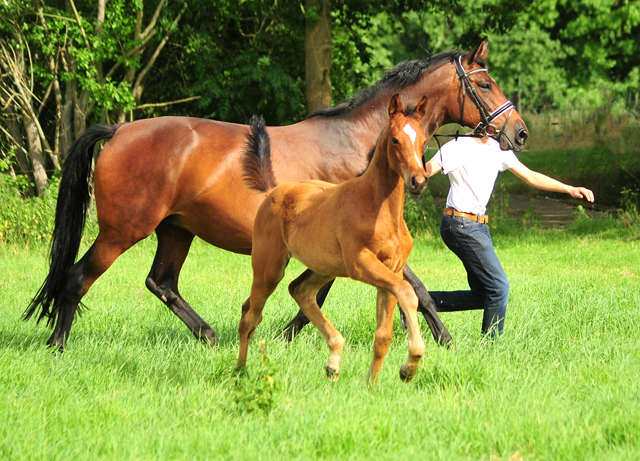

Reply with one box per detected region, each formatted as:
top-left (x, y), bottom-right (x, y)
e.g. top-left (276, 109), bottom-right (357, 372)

top-left (25, 38), bottom-right (528, 349)
top-left (238, 95), bottom-right (429, 383)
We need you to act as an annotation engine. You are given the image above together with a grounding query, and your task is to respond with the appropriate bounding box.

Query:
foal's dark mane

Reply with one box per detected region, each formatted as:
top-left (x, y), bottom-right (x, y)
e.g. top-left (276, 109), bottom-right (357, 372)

top-left (308, 50), bottom-right (466, 119)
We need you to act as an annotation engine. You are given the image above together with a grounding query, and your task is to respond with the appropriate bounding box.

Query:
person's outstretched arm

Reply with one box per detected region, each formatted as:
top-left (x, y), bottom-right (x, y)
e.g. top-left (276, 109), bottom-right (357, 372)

top-left (425, 159), bottom-right (442, 178)
top-left (509, 163), bottom-right (595, 202)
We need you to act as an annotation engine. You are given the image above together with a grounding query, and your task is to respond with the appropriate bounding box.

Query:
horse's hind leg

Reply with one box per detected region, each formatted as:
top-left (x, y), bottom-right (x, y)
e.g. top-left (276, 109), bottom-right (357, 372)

top-left (288, 270), bottom-right (343, 380)
top-left (47, 234), bottom-right (135, 349)
top-left (145, 222), bottom-right (217, 345)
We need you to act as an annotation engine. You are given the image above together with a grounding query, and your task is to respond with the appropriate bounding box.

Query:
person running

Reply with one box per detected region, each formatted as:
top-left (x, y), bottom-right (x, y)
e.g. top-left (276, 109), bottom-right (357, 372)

top-left (422, 135), bottom-right (594, 337)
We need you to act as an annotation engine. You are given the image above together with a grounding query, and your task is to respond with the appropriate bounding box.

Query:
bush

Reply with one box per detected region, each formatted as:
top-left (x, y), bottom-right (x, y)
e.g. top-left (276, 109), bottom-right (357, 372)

top-left (0, 175), bottom-right (58, 245)
top-left (403, 189), bottom-right (440, 238)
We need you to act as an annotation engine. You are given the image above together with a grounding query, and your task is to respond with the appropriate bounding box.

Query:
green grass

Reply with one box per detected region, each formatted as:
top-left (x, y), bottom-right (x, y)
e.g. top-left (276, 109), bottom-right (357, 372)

top-left (0, 228), bottom-right (639, 460)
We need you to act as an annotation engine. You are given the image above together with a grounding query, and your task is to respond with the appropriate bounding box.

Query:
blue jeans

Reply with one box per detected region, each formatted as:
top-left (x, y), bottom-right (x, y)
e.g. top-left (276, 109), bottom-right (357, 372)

top-left (429, 214), bottom-right (509, 336)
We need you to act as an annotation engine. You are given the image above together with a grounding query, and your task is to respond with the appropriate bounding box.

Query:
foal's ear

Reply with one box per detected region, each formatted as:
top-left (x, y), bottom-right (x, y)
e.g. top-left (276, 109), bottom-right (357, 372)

top-left (415, 96), bottom-right (428, 120)
top-left (389, 94), bottom-right (403, 118)
top-left (465, 37), bottom-right (489, 66)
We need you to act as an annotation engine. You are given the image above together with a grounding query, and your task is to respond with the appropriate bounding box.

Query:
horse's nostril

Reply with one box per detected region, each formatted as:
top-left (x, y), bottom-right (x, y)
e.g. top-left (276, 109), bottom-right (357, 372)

top-left (517, 129), bottom-right (528, 144)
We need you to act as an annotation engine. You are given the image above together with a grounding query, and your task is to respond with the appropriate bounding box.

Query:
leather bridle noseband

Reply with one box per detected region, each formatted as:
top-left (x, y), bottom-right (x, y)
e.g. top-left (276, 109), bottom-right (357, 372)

top-left (454, 56), bottom-right (515, 141)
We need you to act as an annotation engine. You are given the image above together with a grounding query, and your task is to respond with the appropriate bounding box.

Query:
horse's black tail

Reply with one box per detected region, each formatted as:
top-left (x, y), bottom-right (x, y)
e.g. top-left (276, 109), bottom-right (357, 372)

top-left (24, 124), bottom-right (121, 327)
top-left (242, 115), bottom-right (276, 192)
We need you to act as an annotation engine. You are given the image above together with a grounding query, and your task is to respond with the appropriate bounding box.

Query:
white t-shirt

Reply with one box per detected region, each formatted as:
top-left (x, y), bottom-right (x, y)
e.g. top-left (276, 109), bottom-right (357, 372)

top-left (431, 137), bottom-right (521, 215)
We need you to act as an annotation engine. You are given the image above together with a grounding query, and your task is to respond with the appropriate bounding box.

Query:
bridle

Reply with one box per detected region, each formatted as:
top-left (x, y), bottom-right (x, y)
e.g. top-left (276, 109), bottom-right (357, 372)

top-left (454, 56), bottom-right (515, 140)
top-left (423, 56), bottom-right (516, 172)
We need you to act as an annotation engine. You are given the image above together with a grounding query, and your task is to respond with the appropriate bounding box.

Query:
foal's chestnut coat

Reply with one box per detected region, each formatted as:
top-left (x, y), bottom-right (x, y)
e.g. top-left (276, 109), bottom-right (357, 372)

top-left (237, 95), bottom-right (429, 383)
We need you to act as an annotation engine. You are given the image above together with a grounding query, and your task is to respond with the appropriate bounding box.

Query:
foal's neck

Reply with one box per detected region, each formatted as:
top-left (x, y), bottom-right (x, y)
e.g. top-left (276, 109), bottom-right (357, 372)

top-left (359, 131), bottom-right (406, 214)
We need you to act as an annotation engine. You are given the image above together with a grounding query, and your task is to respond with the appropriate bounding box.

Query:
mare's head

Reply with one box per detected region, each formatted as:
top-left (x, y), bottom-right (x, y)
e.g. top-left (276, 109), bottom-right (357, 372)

top-left (448, 38), bottom-right (528, 151)
top-left (386, 94), bottom-right (428, 197)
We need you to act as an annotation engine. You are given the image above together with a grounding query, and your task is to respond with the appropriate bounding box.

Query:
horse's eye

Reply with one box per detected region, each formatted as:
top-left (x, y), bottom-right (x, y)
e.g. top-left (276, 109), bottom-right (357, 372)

top-left (391, 137), bottom-right (399, 145)
top-left (479, 82), bottom-right (491, 91)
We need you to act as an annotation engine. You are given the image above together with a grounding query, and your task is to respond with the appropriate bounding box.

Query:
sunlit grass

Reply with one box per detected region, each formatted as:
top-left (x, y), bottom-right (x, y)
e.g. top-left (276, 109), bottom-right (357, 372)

top-left (0, 230), bottom-right (638, 460)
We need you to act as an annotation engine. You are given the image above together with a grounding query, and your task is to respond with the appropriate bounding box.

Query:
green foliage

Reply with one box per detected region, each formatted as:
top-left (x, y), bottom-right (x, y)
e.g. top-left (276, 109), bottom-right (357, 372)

top-left (0, 175), bottom-right (57, 245)
top-left (403, 189), bottom-right (440, 238)
top-left (232, 340), bottom-right (278, 415)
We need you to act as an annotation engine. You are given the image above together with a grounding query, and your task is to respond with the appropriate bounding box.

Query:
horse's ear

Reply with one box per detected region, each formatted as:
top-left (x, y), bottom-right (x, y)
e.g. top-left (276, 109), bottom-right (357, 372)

top-left (389, 94), bottom-right (402, 118)
top-left (465, 37), bottom-right (489, 65)
top-left (415, 96), bottom-right (428, 120)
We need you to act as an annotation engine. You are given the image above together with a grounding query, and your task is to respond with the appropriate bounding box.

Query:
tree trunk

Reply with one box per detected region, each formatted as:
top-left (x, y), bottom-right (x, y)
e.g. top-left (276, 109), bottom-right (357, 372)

top-left (23, 116), bottom-right (48, 197)
top-left (304, 0), bottom-right (332, 115)
top-left (60, 79), bottom-right (74, 157)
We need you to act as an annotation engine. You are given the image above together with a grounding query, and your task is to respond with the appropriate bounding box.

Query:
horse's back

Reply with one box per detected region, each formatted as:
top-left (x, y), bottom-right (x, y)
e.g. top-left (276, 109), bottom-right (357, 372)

top-left (93, 116), bottom-right (262, 253)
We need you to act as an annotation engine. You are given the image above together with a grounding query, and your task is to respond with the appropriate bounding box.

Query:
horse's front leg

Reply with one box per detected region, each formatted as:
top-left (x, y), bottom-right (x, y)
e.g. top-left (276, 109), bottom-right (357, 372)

top-left (403, 264), bottom-right (453, 347)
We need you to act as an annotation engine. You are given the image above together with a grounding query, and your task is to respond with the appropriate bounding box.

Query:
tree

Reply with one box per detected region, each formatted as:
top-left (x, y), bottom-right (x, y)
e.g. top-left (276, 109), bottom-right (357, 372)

top-left (0, 0), bottom-right (186, 195)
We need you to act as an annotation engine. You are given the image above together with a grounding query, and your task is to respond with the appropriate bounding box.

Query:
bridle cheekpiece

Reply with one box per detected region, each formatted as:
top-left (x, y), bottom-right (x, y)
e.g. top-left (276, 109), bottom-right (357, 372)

top-left (454, 56), bottom-right (515, 141)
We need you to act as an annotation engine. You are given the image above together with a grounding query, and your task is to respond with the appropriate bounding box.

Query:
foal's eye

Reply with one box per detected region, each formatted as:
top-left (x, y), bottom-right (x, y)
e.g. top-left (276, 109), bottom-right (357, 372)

top-left (391, 137), bottom-right (399, 145)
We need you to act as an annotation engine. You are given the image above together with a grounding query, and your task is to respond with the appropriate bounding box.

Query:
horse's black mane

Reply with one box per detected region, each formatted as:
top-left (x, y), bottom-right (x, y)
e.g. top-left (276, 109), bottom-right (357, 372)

top-left (308, 50), bottom-right (466, 119)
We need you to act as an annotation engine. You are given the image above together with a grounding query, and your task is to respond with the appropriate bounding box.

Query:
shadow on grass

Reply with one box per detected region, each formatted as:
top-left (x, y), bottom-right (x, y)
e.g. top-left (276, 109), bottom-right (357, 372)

top-left (0, 329), bottom-right (52, 352)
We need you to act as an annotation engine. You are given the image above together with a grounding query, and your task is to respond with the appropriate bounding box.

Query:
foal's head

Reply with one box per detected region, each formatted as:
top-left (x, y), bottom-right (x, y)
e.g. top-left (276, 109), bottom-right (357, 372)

top-left (386, 94), bottom-right (428, 197)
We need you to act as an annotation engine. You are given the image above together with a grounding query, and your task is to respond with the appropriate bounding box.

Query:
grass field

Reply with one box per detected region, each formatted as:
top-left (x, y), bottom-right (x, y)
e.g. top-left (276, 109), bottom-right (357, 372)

top-left (0, 226), bottom-right (639, 460)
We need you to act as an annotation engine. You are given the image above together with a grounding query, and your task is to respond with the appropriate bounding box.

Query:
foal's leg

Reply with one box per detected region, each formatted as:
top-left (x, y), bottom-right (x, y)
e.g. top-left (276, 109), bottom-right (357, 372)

top-left (368, 289), bottom-right (397, 386)
top-left (146, 222), bottom-right (217, 345)
top-left (236, 235), bottom-right (290, 369)
top-left (279, 263), bottom-right (450, 347)
top-left (350, 254), bottom-right (425, 383)
top-left (288, 270), bottom-right (343, 380)
top-left (278, 280), bottom-right (334, 341)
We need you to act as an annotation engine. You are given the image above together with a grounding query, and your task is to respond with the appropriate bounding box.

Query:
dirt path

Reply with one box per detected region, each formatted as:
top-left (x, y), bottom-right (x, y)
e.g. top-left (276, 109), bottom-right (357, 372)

top-left (433, 194), bottom-right (611, 229)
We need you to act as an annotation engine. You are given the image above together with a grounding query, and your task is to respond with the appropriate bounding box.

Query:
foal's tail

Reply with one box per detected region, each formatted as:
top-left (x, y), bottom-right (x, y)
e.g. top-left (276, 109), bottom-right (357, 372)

top-left (24, 124), bottom-right (122, 326)
top-left (242, 115), bottom-right (276, 192)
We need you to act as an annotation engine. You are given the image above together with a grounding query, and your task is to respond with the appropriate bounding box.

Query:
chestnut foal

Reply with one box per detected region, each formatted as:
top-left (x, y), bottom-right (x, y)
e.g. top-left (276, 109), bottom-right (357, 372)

top-left (237, 95), bottom-right (429, 384)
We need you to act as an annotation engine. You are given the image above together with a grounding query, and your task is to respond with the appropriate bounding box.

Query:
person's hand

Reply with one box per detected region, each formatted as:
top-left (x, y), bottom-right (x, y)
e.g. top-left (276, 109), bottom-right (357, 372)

top-left (570, 186), bottom-right (594, 202)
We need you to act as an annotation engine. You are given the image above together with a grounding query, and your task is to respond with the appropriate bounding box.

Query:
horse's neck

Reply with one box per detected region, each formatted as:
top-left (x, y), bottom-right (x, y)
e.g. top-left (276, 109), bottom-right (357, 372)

top-left (289, 64), bottom-right (452, 183)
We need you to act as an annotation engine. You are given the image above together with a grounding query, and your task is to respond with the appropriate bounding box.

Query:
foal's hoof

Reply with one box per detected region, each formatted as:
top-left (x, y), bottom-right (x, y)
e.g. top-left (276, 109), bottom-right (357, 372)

top-left (325, 366), bottom-right (340, 382)
top-left (233, 364), bottom-right (248, 377)
top-left (399, 364), bottom-right (416, 383)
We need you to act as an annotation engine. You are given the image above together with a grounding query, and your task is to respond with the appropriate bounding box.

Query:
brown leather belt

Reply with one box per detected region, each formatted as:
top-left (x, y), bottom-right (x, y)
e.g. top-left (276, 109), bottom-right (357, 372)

top-left (443, 207), bottom-right (489, 224)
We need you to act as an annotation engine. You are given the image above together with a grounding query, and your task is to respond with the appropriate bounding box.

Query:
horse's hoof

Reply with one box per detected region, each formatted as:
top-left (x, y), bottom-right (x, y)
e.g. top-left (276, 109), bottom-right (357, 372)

top-left (277, 320), bottom-right (305, 342)
top-left (325, 366), bottom-right (340, 382)
top-left (46, 334), bottom-right (65, 353)
top-left (399, 364), bottom-right (415, 383)
top-left (198, 329), bottom-right (218, 347)
top-left (439, 331), bottom-right (454, 349)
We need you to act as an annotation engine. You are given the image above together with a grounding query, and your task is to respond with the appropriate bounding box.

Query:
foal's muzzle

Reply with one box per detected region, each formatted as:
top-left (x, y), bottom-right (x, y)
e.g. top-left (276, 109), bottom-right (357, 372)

top-left (408, 174), bottom-right (428, 197)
